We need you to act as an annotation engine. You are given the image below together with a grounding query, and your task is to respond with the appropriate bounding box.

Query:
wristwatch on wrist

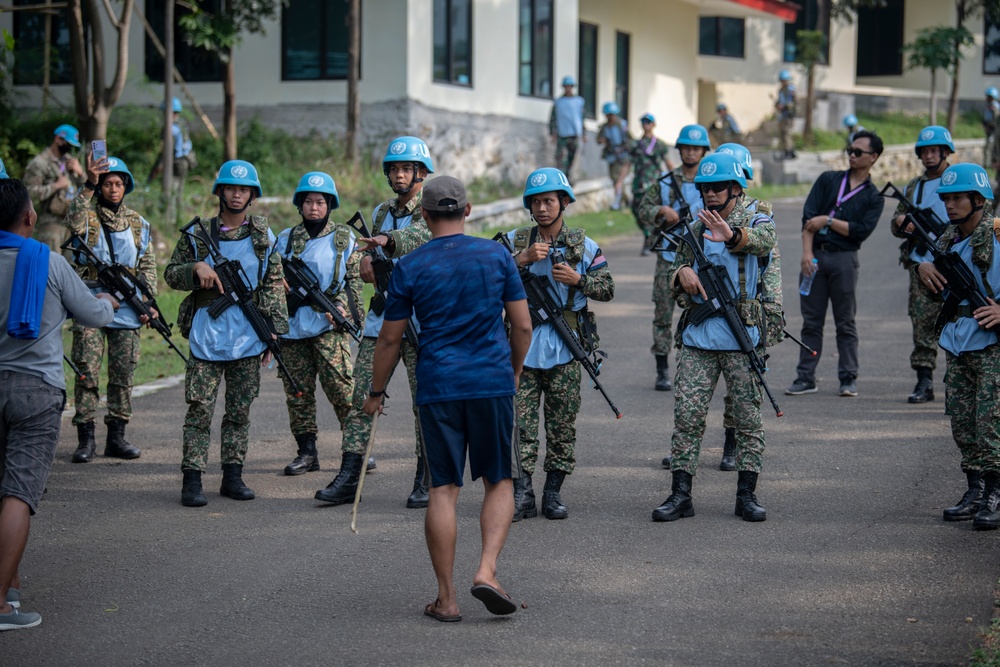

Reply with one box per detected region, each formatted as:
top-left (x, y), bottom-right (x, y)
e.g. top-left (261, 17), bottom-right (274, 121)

top-left (825, 216), bottom-right (833, 228)
top-left (84, 181), bottom-right (98, 191)
top-left (368, 382), bottom-right (387, 398)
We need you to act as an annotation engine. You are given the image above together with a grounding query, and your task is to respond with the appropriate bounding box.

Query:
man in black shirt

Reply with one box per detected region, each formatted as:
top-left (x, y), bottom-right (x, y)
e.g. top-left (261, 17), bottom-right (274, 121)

top-left (786, 130), bottom-right (885, 397)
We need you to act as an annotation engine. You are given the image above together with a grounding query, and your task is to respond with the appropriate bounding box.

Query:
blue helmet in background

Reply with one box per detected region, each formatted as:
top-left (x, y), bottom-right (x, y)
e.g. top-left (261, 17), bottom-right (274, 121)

top-left (716, 103), bottom-right (728, 112)
top-left (213, 159), bottom-right (262, 198)
top-left (937, 163), bottom-right (993, 201)
top-left (100, 156), bottom-right (135, 195)
top-left (693, 153), bottom-right (747, 189)
top-left (914, 125), bottom-right (955, 155)
top-left (640, 113), bottom-right (655, 124)
top-left (842, 114), bottom-right (858, 128)
top-left (714, 143), bottom-right (754, 180)
top-left (602, 101), bottom-right (621, 115)
top-left (522, 168), bottom-right (575, 210)
top-left (986, 86), bottom-right (999, 100)
top-left (561, 76), bottom-right (576, 87)
top-left (293, 171), bottom-right (340, 209)
top-left (0, 158), bottom-right (7, 179)
top-left (54, 124), bottom-right (81, 148)
top-left (675, 124), bottom-right (711, 148)
top-left (778, 70), bottom-right (792, 82)
top-left (160, 97), bottom-right (183, 113)
top-left (382, 136), bottom-right (434, 175)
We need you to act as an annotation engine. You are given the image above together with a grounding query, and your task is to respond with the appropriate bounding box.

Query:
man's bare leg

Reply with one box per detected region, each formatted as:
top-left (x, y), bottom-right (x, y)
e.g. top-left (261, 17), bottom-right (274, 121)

top-left (473, 478), bottom-right (514, 595)
top-left (425, 484), bottom-right (461, 616)
top-left (0, 496), bottom-right (30, 614)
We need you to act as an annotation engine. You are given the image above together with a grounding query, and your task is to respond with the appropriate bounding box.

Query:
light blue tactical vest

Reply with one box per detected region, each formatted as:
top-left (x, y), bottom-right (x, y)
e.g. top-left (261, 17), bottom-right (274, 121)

top-left (363, 203), bottom-right (421, 339)
top-left (659, 176), bottom-right (704, 264)
top-left (277, 226), bottom-right (355, 340)
top-left (81, 220), bottom-right (151, 330)
top-left (554, 96), bottom-right (585, 138)
top-left (908, 177), bottom-right (948, 264)
top-left (939, 234), bottom-right (1000, 356)
top-left (189, 231), bottom-right (276, 361)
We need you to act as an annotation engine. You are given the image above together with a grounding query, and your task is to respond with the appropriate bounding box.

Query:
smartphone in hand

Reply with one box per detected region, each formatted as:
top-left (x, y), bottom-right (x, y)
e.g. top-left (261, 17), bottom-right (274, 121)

top-left (91, 140), bottom-right (107, 163)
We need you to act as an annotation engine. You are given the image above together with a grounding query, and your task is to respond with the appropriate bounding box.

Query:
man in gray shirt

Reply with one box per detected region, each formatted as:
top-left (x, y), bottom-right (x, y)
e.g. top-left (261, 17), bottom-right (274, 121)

top-left (0, 177), bottom-right (116, 631)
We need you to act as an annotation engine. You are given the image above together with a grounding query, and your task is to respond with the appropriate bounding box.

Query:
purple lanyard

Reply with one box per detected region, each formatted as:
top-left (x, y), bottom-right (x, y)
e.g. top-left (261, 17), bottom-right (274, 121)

top-left (644, 137), bottom-right (657, 156)
top-left (828, 173), bottom-right (866, 217)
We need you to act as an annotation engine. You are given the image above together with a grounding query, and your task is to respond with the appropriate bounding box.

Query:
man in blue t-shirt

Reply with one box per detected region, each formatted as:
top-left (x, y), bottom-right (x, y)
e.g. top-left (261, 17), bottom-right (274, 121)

top-left (362, 176), bottom-right (532, 622)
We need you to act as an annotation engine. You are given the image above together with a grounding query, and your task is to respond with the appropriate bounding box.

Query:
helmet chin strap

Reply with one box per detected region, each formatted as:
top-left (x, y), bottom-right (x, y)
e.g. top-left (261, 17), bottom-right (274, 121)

top-left (219, 193), bottom-right (252, 216)
top-left (530, 199), bottom-right (567, 228)
top-left (388, 163), bottom-right (424, 195)
top-left (702, 185), bottom-right (738, 213)
top-left (949, 195), bottom-right (983, 226)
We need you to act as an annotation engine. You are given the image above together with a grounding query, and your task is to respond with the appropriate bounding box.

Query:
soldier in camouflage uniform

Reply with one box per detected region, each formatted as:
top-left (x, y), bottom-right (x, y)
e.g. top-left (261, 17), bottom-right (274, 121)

top-left (549, 76), bottom-right (586, 184)
top-left (890, 126), bottom-right (952, 404)
top-left (507, 167), bottom-right (615, 522)
top-left (983, 88), bottom-right (1000, 171)
top-left (629, 113), bottom-right (673, 256)
top-left (315, 136), bottom-right (434, 509)
top-left (637, 124), bottom-right (711, 392)
top-left (23, 125), bottom-right (86, 253)
top-left (652, 153), bottom-right (775, 524)
top-left (275, 171), bottom-right (363, 476)
top-left (914, 163), bottom-right (1000, 529)
top-left (165, 159), bottom-right (288, 508)
top-left (596, 101), bottom-right (631, 211)
top-left (65, 154), bottom-right (157, 463)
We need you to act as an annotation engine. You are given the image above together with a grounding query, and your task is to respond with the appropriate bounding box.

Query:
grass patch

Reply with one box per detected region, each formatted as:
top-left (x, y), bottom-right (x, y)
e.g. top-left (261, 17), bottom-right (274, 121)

top-left (969, 580), bottom-right (1000, 667)
top-left (799, 110), bottom-right (985, 152)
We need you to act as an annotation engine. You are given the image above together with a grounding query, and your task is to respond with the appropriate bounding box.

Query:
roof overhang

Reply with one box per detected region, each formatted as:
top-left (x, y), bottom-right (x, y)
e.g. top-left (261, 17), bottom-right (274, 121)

top-left (693, 0), bottom-right (800, 23)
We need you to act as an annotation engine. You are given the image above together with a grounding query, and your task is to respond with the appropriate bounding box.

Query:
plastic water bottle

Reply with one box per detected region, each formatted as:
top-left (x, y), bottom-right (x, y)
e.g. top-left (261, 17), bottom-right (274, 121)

top-left (799, 258), bottom-right (819, 296)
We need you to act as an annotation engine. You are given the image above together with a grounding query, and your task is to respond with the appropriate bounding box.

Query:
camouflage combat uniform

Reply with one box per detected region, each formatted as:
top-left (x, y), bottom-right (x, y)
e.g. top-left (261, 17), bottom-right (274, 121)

top-left (511, 225), bottom-right (615, 475)
top-left (550, 95), bottom-right (586, 182)
top-left (23, 148), bottom-right (85, 252)
top-left (340, 193), bottom-right (430, 457)
top-left (667, 204), bottom-right (776, 474)
top-left (65, 188), bottom-right (157, 427)
top-left (984, 98), bottom-right (1000, 168)
top-left (597, 119), bottom-right (631, 185)
top-left (278, 220), bottom-right (364, 435)
top-left (629, 136), bottom-right (670, 236)
top-left (164, 216), bottom-right (288, 471)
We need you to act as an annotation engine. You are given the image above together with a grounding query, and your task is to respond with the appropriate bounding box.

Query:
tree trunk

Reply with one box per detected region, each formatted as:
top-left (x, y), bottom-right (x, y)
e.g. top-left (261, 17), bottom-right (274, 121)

top-left (223, 55), bottom-right (237, 160)
top-left (87, 105), bottom-right (110, 144)
top-left (163, 0), bottom-right (175, 227)
top-left (930, 69), bottom-right (937, 125)
top-left (66, 0), bottom-right (90, 129)
top-left (345, 0), bottom-right (361, 162)
top-left (946, 0), bottom-right (968, 132)
top-left (804, 63), bottom-right (816, 144)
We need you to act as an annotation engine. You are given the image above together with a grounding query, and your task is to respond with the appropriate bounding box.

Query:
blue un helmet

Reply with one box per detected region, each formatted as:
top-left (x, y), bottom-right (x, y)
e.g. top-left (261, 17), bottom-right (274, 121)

top-left (213, 159), bottom-right (263, 198)
top-left (675, 124), bottom-right (711, 148)
top-left (0, 158), bottom-right (8, 179)
top-left (778, 70), bottom-right (792, 82)
top-left (693, 153), bottom-right (747, 189)
top-left (293, 171), bottom-right (340, 210)
top-left (160, 96), bottom-right (183, 113)
top-left (100, 156), bottom-right (135, 195)
top-left (640, 113), bottom-right (655, 125)
top-left (54, 124), bottom-right (81, 148)
top-left (383, 136), bottom-right (433, 194)
top-left (602, 101), bottom-right (621, 116)
top-left (843, 114), bottom-right (858, 128)
top-left (714, 143), bottom-right (754, 181)
top-left (937, 163), bottom-right (994, 201)
top-left (986, 86), bottom-right (999, 100)
top-left (522, 168), bottom-right (575, 210)
top-left (914, 125), bottom-right (955, 156)
top-left (561, 75), bottom-right (576, 87)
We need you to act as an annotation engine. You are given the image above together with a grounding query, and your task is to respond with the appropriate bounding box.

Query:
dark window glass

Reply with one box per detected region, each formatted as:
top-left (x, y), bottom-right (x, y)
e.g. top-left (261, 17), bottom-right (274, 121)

top-left (518, 0), bottom-right (553, 98)
top-left (856, 0), bottom-right (903, 76)
top-left (578, 22), bottom-right (598, 119)
top-left (13, 0), bottom-right (75, 85)
top-left (145, 0), bottom-right (223, 83)
top-left (699, 17), bottom-right (745, 58)
top-left (281, 0), bottom-right (355, 81)
top-left (434, 0), bottom-right (472, 86)
top-left (615, 31), bottom-right (630, 121)
top-left (985, 16), bottom-right (1000, 74)
top-left (699, 17), bottom-right (719, 57)
top-left (783, 0), bottom-right (830, 64)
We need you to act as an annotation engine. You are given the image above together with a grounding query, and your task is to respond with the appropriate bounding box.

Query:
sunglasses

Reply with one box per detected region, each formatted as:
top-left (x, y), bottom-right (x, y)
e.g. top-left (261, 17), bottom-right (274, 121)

top-left (845, 147), bottom-right (875, 158)
top-left (698, 182), bottom-right (730, 194)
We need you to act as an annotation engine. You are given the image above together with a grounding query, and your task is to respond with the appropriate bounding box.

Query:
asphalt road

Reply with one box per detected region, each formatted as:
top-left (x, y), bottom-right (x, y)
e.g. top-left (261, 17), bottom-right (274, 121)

top-left (5, 198), bottom-right (997, 666)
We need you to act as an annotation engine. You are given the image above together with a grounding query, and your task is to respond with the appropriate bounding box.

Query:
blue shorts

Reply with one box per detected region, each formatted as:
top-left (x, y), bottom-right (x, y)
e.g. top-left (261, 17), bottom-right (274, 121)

top-left (418, 396), bottom-right (519, 487)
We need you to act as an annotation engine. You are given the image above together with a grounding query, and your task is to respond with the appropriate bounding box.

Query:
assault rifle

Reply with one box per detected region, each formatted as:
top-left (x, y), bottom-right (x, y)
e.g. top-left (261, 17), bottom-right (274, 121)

top-left (180, 217), bottom-right (302, 396)
top-left (662, 219), bottom-right (784, 417)
top-left (881, 182), bottom-right (993, 331)
top-left (343, 211), bottom-right (419, 346)
top-left (62, 235), bottom-right (188, 363)
top-left (283, 255), bottom-right (362, 343)
top-left (880, 181), bottom-right (948, 253)
top-left (493, 232), bottom-right (622, 419)
top-left (648, 172), bottom-right (691, 253)
top-left (64, 355), bottom-right (86, 380)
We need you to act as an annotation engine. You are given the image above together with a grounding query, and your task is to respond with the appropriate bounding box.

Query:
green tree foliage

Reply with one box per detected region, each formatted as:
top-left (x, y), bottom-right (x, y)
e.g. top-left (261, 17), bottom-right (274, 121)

top-left (903, 26), bottom-right (974, 125)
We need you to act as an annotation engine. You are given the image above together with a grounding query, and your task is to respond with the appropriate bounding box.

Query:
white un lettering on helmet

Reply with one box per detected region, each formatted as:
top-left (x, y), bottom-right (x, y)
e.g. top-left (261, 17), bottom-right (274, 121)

top-left (920, 130), bottom-right (934, 141)
top-left (390, 141), bottom-right (407, 155)
top-left (701, 162), bottom-right (717, 176)
top-left (231, 165), bottom-right (248, 179)
top-left (944, 130), bottom-right (953, 142)
top-left (308, 175), bottom-right (325, 188)
top-left (413, 143), bottom-right (430, 158)
top-left (555, 171), bottom-right (570, 187)
top-left (530, 173), bottom-right (548, 187)
top-left (942, 171), bottom-right (958, 186)
top-left (975, 172), bottom-right (990, 188)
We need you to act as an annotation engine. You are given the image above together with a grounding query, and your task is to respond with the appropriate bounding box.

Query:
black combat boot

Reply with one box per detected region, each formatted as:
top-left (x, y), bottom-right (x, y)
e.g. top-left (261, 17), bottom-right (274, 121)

top-left (719, 427), bottom-right (737, 472)
top-left (512, 475), bottom-right (538, 522)
top-left (735, 471), bottom-right (767, 522)
top-left (944, 470), bottom-right (985, 521)
top-left (973, 472), bottom-right (1000, 530)
top-left (367, 457), bottom-right (377, 471)
top-left (219, 463), bottom-right (255, 500)
top-left (104, 418), bottom-right (141, 459)
top-left (314, 452), bottom-right (364, 504)
top-left (406, 458), bottom-right (429, 509)
top-left (907, 368), bottom-right (934, 404)
top-left (181, 469), bottom-right (208, 507)
top-left (284, 433), bottom-right (320, 476)
top-left (661, 455), bottom-right (672, 468)
top-left (72, 422), bottom-right (96, 463)
top-left (542, 471), bottom-right (568, 520)
top-left (652, 470), bottom-right (694, 522)
top-left (654, 355), bottom-right (672, 391)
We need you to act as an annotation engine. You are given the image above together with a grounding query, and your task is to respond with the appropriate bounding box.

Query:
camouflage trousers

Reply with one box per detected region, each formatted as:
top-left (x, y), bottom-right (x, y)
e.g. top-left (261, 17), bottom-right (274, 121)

top-left (555, 137), bottom-right (580, 183)
top-left (341, 337), bottom-right (419, 456)
top-left (651, 256), bottom-right (677, 357)
top-left (182, 355), bottom-right (260, 471)
top-left (71, 325), bottom-right (140, 425)
top-left (907, 267), bottom-right (942, 371)
top-left (631, 197), bottom-right (650, 237)
top-left (280, 330), bottom-right (354, 436)
top-left (670, 346), bottom-right (765, 475)
top-left (986, 133), bottom-right (1000, 168)
top-left (516, 362), bottom-right (581, 475)
top-left (35, 218), bottom-right (69, 255)
top-left (779, 117), bottom-right (794, 153)
top-left (944, 346), bottom-right (1000, 473)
